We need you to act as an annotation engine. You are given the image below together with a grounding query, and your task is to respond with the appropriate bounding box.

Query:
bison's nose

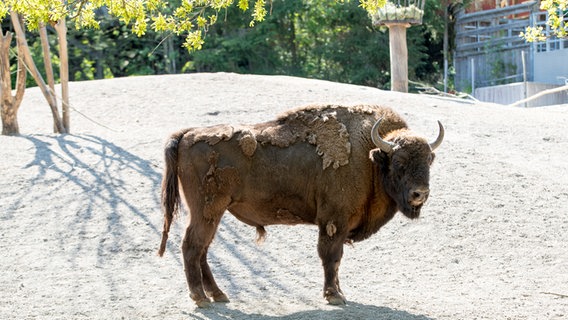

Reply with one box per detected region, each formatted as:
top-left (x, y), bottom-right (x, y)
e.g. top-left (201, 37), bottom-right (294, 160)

top-left (409, 188), bottom-right (429, 206)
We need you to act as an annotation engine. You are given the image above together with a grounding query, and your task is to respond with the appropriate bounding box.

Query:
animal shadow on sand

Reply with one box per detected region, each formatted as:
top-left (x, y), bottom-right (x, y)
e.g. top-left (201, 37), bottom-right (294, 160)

top-left (191, 302), bottom-right (433, 320)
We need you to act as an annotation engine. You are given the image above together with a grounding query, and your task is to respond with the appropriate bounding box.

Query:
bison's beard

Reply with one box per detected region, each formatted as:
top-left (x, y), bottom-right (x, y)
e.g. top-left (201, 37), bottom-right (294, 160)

top-left (399, 202), bottom-right (422, 219)
top-left (394, 190), bottom-right (423, 219)
top-left (381, 172), bottom-right (425, 220)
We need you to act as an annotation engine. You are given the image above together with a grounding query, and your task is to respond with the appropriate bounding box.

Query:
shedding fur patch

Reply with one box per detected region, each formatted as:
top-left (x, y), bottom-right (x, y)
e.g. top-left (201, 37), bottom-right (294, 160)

top-left (237, 129), bottom-right (257, 157)
top-left (256, 122), bottom-right (305, 148)
top-left (256, 106), bottom-right (352, 170)
top-left (202, 151), bottom-right (239, 221)
top-left (309, 112), bottom-right (351, 169)
top-left (186, 124), bottom-right (234, 146)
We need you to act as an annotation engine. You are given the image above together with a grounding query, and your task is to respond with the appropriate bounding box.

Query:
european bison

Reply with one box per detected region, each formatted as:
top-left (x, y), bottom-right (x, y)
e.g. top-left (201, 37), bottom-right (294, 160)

top-left (158, 104), bottom-right (444, 307)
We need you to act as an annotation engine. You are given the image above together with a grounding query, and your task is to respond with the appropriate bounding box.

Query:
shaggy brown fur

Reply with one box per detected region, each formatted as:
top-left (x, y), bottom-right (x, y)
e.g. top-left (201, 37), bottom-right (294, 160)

top-left (158, 104), bottom-right (443, 307)
top-left (178, 104), bottom-right (406, 171)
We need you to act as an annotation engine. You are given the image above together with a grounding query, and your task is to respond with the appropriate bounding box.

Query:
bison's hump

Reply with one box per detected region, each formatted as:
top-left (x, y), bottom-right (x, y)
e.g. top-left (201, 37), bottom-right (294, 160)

top-left (258, 105), bottom-right (357, 169)
top-left (182, 104), bottom-right (406, 169)
top-left (185, 124), bottom-right (235, 146)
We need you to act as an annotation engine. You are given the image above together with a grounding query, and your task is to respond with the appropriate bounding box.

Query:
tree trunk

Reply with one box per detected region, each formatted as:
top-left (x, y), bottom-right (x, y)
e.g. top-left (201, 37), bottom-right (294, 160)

top-left (387, 23), bottom-right (410, 93)
top-left (288, 12), bottom-right (299, 75)
top-left (0, 29), bottom-right (26, 135)
top-left (55, 18), bottom-right (70, 133)
top-left (39, 23), bottom-right (57, 101)
top-left (94, 48), bottom-right (104, 79)
top-left (0, 31), bottom-right (18, 135)
top-left (39, 23), bottom-right (59, 133)
top-left (10, 11), bottom-right (66, 134)
top-left (443, 3), bottom-right (449, 93)
top-left (168, 36), bottom-right (176, 73)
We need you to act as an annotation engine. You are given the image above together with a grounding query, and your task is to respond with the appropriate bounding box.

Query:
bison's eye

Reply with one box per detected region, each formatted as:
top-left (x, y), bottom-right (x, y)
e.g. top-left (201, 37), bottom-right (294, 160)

top-left (392, 159), bottom-right (404, 171)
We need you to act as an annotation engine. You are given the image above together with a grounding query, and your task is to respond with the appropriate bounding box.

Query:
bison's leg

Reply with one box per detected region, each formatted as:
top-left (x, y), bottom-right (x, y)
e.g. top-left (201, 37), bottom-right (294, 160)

top-left (181, 214), bottom-right (224, 308)
top-left (317, 222), bottom-right (347, 305)
top-left (201, 244), bottom-right (230, 303)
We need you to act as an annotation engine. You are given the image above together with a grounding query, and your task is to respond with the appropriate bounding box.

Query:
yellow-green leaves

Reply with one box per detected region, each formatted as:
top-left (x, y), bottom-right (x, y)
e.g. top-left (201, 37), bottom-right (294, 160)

top-left (197, 15), bottom-right (208, 28)
top-left (73, 2), bottom-right (99, 30)
top-left (358, 0), bottom-right (387, 14)
top-left (522, 0), bottom-right (568, 42)
top-left (250, 0), bottom-right (267, 27)
top-left (4, 0), bottom-right (67, 29)
top-left (238, 0), bottom-right (249, 11)
top-left (146, 0), bottom-right (165, 12)
top-left (520, 26), bottom-right (548, 43)
top-left (183, 30), bottom-right (205, 51)
top-left (1, 0), bottom-right (388, 52)
top-left (151, 13), bottom-right (168, 32)
top-left (0, 1), bottom-right (9, 20)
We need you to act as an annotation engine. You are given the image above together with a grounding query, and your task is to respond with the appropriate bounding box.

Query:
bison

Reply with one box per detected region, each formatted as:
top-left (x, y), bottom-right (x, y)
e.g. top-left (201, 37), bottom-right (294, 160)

top-left (158, 104), bottom-right (444, 307)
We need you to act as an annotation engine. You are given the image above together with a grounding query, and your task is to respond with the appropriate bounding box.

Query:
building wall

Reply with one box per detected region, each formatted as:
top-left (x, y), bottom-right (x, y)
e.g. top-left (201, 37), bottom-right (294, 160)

top-left (474, 82), bottom-right (568, 107)
top-left (454, 2), bottom-right (537, 92)
top-left (466, 0), bottom-right (526, 13)
top-left (534, 49), bottom-right (568, 85)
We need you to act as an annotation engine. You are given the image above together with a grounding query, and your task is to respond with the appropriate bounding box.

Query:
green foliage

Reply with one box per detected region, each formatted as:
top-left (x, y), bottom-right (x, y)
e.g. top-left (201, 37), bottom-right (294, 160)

top-left (7, 11), bottom-right (184, 83)
top-left (66, 14), bottom-right (184, 79)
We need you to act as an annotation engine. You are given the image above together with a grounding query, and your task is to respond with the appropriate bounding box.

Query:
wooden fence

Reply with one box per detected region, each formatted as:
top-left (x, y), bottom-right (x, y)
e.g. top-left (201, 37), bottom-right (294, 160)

top-left (454, 1), bottom-right (539, 92)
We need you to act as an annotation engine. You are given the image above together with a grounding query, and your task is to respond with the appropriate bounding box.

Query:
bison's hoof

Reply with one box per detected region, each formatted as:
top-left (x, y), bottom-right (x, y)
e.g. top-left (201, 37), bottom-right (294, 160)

top-left (325, 292), bottom-right (347, 305)
top-left (210, 291), bottom-right (230, 303)
top-left (194, 297), bottom-right (213, 308)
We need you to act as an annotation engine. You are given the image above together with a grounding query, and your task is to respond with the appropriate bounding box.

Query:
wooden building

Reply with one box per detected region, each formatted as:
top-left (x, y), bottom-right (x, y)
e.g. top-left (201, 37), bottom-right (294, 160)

top-left (454, 1), bottom-right (568, 106)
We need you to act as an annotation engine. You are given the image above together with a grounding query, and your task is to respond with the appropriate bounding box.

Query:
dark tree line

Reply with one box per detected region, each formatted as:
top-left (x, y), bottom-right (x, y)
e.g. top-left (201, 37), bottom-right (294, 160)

top-left (9, 0), bottom-right (466, 91)
top-left (185, 0), bottom-right (466, 90)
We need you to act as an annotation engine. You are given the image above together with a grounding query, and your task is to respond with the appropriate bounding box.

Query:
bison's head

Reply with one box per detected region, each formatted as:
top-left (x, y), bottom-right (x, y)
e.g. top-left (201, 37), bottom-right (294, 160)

top-left (370, 118), bottom-right (444, 219)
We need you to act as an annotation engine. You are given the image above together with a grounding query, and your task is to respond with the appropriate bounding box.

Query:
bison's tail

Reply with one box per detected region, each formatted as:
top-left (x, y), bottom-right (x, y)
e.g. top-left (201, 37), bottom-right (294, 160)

top-left (158, 130), bottom-right (187, 257)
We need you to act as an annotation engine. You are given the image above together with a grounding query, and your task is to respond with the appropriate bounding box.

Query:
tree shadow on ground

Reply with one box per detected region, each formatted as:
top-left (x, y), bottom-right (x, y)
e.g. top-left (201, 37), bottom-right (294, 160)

top-left (190, 302), bottom-right (433, 320)
top-left (16, 134), bottom-right (183, 283)
top-left (20, 132), bottom-right (184, 257)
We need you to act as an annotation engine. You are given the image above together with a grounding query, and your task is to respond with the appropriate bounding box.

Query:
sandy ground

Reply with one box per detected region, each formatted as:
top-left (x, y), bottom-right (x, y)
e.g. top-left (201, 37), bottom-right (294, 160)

top-left (1, 73), bottom-right (567, 319)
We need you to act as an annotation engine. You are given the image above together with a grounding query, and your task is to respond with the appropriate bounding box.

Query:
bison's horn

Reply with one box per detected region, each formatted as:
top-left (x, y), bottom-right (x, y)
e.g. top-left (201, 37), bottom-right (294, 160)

top-left (371, 118), bottom-right (396, 154)
top-left (429, 121), bottom-right (445, 151)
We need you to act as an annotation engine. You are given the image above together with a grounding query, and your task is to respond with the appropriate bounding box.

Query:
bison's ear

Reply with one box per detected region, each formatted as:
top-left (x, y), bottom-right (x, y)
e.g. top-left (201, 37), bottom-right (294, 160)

top-left (370, 149), bottom-right (388, 165)
top-left (429, 152), bottom-right (436, 165)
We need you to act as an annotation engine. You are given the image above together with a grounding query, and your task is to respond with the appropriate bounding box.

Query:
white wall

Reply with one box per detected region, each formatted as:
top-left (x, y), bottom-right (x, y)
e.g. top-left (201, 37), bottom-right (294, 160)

top-left (534, 49), bottom-right (568, 85)
top-left (474, 82), bottom-right (568, 107)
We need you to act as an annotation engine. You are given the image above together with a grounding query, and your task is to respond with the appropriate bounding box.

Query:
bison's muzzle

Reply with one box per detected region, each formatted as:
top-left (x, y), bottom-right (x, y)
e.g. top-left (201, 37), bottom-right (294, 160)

top-left (407, 187), bottom-right (430, 219)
